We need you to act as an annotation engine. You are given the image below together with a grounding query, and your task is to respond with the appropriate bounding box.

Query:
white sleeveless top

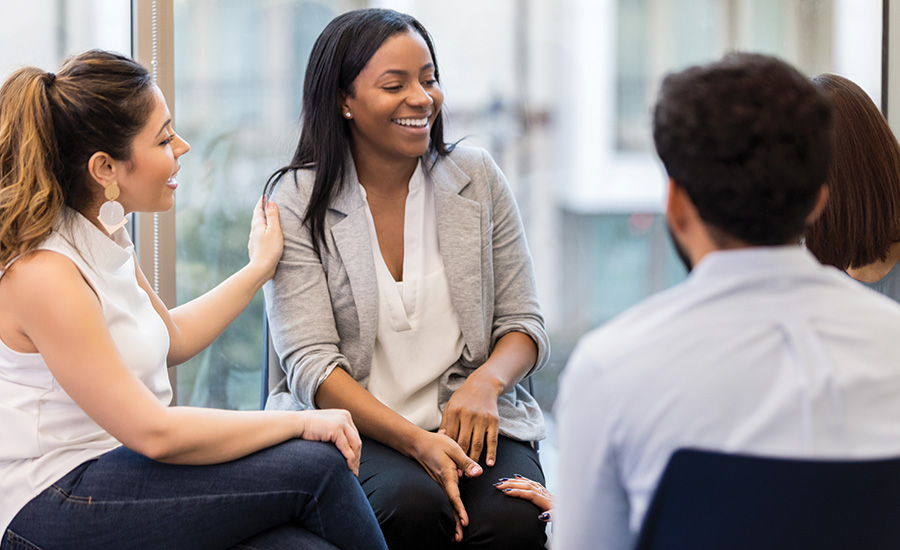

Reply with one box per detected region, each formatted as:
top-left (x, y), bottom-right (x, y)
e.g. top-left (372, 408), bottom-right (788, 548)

top-left (0, 208), bottom-right (171, 534)
top-left (360, 162), bottom-right (465, 430)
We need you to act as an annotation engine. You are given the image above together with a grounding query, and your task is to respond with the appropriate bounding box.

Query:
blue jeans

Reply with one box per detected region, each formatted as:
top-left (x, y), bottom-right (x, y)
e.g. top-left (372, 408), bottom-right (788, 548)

top-left (3, 440), bottom-right (387, 550)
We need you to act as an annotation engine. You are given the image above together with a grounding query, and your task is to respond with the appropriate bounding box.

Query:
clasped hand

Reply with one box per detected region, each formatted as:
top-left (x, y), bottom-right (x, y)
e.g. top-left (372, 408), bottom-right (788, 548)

top-left (403, 376), bottom-right (500, 543)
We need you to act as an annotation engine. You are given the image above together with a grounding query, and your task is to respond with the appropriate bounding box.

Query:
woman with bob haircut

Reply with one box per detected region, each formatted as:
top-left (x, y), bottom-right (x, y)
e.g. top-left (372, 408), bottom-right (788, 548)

top-left (0, 49), bottom-right (386, 550)
top-left (805, 73), bottom-right (900, 301)
top-left (263, 8), bottom-right (549, 550)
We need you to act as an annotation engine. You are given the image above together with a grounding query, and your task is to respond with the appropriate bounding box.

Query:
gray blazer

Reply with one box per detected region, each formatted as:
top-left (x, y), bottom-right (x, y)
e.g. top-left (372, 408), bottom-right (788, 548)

top-left (263, 145), bottom-right (548, 441)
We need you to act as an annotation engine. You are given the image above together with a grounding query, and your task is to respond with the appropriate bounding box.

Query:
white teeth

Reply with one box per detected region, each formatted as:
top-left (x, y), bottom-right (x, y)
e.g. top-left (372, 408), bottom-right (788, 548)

top-left (393, 117), bottom-right (428, 127)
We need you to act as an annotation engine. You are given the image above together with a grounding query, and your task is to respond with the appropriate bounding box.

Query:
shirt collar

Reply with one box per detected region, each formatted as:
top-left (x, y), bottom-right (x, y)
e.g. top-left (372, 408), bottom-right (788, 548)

top-left (54, 207), bottom-right (134, 273)
top-left (355, 158), bottom-right (425, 200)
top-left (689, 245), bottom-right (824, 283)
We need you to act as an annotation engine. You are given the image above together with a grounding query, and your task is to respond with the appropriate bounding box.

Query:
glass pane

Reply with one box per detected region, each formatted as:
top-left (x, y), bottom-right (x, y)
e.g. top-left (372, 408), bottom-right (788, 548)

top-left (172, 0), bottom-right (352, 409)
top-left (0, 1), bottom-right (131, 89)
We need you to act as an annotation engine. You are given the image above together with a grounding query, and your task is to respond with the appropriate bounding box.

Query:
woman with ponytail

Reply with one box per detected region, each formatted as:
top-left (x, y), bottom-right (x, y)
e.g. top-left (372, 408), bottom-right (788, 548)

top-left (0, 50), bottom-right (385, 550)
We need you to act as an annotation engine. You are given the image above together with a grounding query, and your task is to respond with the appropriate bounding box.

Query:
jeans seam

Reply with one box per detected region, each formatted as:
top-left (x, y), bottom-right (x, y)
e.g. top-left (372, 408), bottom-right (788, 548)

top-left (50, 484), bottom-right (92, 504)
top-left (4, 529), bottom-right (46, 550)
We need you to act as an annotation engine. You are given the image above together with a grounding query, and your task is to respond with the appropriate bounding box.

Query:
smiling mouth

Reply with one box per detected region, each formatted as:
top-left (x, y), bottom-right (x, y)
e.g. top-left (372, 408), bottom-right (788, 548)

top-left (392, 117), bottom-right (429, 128)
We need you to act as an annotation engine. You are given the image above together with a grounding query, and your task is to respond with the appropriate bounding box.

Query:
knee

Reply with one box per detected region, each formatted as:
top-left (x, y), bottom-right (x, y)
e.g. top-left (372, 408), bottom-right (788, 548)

top-left (252, 440), bottom-right (356, 492)
top-left (370, 478), bottom-right (455, 542)
top-left (467, 497), bottom-right (548, 549)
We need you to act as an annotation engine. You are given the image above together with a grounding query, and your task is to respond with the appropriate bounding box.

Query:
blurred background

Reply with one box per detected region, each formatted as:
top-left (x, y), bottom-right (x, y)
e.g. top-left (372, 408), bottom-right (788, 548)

top-left (0, 0), bottom-right (884, 488)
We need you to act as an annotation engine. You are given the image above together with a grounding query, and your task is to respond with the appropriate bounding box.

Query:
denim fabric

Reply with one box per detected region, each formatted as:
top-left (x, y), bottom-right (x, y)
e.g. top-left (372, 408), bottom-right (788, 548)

top-left (2, 440), bottom-right (386, 550)
top-left (359, 435), bottom-right (547, 550)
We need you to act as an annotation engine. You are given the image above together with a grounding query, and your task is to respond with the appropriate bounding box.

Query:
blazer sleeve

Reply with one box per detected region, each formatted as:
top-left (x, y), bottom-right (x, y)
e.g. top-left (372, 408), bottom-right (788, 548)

top-left (263, 172), bottom-right (349, 409)
top-left (478, 149), bottom-right (550, 375)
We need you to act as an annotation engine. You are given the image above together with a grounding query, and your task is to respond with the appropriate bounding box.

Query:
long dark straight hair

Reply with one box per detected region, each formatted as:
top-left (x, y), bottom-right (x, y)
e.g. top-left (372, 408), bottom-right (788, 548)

top-left (264, 8), bottom-right (452, 254)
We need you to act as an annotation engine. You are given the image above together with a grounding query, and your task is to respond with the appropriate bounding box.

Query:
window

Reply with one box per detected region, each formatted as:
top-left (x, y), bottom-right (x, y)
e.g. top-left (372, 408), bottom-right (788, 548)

top-left (0, 1), bottom-right (130, 91)
top-left (166, 0), bottom-right (881, 482)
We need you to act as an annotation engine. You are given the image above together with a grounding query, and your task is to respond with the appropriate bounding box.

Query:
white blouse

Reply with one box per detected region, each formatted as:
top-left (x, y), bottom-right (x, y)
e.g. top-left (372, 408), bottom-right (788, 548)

top-left (359, 162), bottom-right (464, 430)
top-left (0, 209), bottom-right (171, 534)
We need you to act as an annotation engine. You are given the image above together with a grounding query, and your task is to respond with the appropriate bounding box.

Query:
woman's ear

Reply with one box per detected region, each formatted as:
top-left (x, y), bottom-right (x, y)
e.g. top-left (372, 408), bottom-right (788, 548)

top-left (339, 92), bottom-right (353, 120)
top-left (87, 151), bottom-right (119, 192)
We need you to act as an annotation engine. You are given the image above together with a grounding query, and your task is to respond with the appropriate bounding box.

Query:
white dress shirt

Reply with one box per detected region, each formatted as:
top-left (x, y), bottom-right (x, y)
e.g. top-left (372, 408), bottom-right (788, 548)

top-left (360, 162), bottom-right (464, 430)
top-left (554, 246), bottom-right (900, 550)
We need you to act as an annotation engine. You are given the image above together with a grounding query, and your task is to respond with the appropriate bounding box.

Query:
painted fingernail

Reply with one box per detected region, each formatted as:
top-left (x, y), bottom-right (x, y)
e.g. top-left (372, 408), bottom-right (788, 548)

top-left (498, 477), bottom-right (509, 482)
top-left (493, 481), bottom-right (504, 487)
top-left (514, 473), bottom-right (524, 478)
top-left (538, 512), bottom-right (551, 522)
top-left (502, 488), bottom-right (512, 493)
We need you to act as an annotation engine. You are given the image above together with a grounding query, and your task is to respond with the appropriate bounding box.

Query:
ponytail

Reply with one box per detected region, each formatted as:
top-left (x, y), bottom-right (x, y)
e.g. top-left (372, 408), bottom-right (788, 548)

top-left (0, 50), bottom-right (154, 267)
top-left (0, 68), bottom-right (63, 267)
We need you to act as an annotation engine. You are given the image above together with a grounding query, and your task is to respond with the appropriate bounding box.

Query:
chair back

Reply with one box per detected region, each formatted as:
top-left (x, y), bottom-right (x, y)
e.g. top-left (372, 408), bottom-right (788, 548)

top-left (260, 310), bottom-right (284, 409)
top-left (634, 447), bottom-right (900, 550)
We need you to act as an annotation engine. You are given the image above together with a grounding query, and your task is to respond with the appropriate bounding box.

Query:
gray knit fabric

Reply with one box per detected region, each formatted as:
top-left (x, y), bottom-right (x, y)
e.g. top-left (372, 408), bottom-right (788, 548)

top-left (860, 259), bottom-right (900, 304)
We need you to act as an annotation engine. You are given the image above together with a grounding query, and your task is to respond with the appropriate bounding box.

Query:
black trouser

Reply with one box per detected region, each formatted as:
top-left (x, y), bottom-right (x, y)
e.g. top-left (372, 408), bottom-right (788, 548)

top-left (358, 435), bottom-right (547, 550)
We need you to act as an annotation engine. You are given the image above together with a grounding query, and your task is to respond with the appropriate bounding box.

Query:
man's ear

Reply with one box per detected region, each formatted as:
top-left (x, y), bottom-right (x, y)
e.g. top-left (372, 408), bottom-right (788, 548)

top-left (87, 151), bottom-right (119, 192)
top-left (805, 185), bottom-right (830, 225)
top-left (665, 178), bottom-right (691, 233)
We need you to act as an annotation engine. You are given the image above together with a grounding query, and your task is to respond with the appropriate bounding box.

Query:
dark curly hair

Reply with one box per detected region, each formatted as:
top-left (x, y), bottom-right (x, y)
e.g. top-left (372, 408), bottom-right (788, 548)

top-left (652, 52), bottom-right (833, 246)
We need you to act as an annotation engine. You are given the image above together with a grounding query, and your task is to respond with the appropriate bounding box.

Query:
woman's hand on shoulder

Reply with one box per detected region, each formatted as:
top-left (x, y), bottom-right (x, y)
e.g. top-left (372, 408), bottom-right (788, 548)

top-left (247, 196), bottom-right (283, 281)
top-left (296, 408), bottom-right (362, 475)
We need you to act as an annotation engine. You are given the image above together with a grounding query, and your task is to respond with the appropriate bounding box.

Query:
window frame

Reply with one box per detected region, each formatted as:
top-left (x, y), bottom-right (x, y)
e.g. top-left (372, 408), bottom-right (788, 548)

top-left (132, 0), bottom-right (178, 396)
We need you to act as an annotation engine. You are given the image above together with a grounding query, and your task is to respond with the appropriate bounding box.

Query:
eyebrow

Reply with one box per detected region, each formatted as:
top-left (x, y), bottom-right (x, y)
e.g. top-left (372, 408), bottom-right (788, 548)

top-left (156, 118), bottom-right (172, 136)
top-left (377, 63), bottom-right (435, 79)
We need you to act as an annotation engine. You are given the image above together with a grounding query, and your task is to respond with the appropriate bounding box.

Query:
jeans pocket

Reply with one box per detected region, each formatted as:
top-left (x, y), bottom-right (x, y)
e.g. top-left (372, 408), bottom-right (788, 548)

top-left (2, 530), bottom-right (45, 550)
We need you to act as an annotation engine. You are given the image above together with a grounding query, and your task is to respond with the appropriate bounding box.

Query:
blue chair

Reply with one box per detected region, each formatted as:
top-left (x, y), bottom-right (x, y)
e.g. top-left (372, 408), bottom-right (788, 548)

top-left (633, 447), bottom-right (900, 550)
top-left (260, 312), bottom-right (278, 409)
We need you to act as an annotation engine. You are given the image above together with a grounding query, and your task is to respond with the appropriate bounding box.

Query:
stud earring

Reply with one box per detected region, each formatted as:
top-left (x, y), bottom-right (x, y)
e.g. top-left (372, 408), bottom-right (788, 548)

top-left (98, 183), bottom-right (127, 234)
top-left (344, 112), bottom-right (352, 119)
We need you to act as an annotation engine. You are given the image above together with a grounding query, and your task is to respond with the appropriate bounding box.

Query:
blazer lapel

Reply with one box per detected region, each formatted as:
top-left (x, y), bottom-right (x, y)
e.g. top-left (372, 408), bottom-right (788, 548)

top-left (431, 156), bottom-right (487, 360)
top-left (329, 175), bottom-right (378, 358)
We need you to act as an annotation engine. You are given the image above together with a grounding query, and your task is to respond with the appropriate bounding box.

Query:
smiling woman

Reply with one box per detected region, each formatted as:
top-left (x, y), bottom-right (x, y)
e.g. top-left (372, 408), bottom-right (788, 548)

top-left (342, 30), bottom-right (444, 188)
top-left (262, 8), bottom-right (549, 550)
top-left (95, 87), bottom-right (189, 218)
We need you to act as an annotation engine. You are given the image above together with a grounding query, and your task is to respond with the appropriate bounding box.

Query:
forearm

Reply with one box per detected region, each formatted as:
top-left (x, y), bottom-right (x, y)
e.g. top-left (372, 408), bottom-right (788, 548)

top-left (137, 407), bottom-right (304, 464)
top-left (468, 331), bottom-right (538, 396)
top-left (316, 367), bottom-right (425, 455)
top-left (167, 263), bottom-right (270, 365)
